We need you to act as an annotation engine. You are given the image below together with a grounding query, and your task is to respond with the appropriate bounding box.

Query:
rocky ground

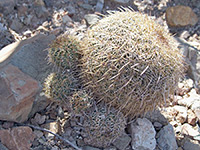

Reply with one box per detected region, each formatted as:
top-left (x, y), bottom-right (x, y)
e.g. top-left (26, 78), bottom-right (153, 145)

top-left (0, 0), bottom-right (200, 150)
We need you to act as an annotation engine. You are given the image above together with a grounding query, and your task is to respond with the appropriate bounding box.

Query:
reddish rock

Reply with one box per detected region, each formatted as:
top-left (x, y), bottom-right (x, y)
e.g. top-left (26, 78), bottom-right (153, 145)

top-left (166, 6), bottom-right (198, 27)
top-left (0, 64), bottom-right (39, 123)
top-left (187, 109), bottom-right (197, 126)
top-left (0, 126), bottom-right (35, 150)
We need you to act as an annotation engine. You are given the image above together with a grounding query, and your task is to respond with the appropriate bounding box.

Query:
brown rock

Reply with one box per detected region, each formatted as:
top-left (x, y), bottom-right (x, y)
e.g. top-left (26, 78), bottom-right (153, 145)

top-left (0, 126), bottom-right (35, 150)
top-left (166, 5), bottom-right (198, 27)
top-left (0, 64), bottom-right (39, 123)
top-left (187, 109), bottom-right (197, 126)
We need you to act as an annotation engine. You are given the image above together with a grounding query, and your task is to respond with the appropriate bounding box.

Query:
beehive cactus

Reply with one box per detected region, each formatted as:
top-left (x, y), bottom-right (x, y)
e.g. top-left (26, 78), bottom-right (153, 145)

top-left (48, 34), bottom-right (81, 70)
top-left (70, 90), bottom-right (93, 114)
top-left (80, 8), bottom-right (185, 117)
top-left (82, 104), bottom-right (126, 148)
top-left (43, 72), bottom-right (77, 101)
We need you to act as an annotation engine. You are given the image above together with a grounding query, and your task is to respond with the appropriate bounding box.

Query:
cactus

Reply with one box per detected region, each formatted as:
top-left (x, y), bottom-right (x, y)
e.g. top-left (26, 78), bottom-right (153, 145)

top-left (80, 8), bottom-right (185, 118)
top-left (48, 34), bottom-right (81, 70)
top-left (70, 90), bottom-right (93, 114)
top-left (82, 104), bottom-right (126, 148)
top-left (43, 72), bottom-right (77, 101)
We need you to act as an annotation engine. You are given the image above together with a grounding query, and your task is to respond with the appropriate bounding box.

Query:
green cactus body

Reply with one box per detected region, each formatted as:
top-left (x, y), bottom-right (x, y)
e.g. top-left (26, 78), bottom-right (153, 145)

top-left (48, 35), bottom-right (81, 70)
top-left (80, 8), bottom-right (185, 117)
top-left (82, 105), bottom-right (126, 148)
top-left (43, 72), bottom-right (77, 101)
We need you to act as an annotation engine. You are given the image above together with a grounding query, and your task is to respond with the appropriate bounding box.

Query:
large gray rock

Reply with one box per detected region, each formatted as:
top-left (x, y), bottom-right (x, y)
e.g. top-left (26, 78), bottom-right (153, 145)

top-left (130, 118), bottom-right (156, 150)
top-left (157, 124), bottom-right (178, 150)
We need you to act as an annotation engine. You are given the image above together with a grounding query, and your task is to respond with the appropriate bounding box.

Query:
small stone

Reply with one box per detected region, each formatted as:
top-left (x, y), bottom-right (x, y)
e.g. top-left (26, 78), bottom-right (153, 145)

top-left (181, 123), bottom-right (199, 137)
top-left (157, 124), bottom-right (178, 150)
top-left (194, 109), bottom-right (200, 121)
top-left (0, 126), bottom-right (35, 150)
top-left (112, 133), bottom-right (131, 150)
top-left (187, 109), bottom-right (197, 126)
top-left (191, 100), bottom-right (200, 111)
top-left (95, 0), bottom-right (104, 12)
top-left (0, 142), bottom-right (8, 150)
top-left (84, 14), bottom-right (100, 26)
top-left (153, 122), bottom-right (163, 130)
top-left (62, 15), bottom-right (72, 24)
top-left (79, 3), bottom-right (93, 10)
top-left (83, 146), bottom-right (101, 150)
top-left (2, 122), bottom-right (14, 129)
top-left (34, 6), bottom-right (49, 18)
top-left (66, 5), bottom-right (76, 16)
top-left (173, 105), bottom-right (188, 124)
top-left (31, 113), bottom-right (46, 125)
top-left (103, 146), bottom-right (117, 150)
top-left (34, 0), bottom-right (45, 6)
top-left (166, 5), bottom-right (198, 27)
top-left (130, 118), bottom-right (156, 150)
top-left (42, 122), bottom-right (59, 138)
top-left (177, 147), bottom-right (183, 150)
top-left (113, 0), bottom-right (130, 3)
top-left (183, 139), bottom-right (200, 150)
top-left (144, 110), bottom-right (169, 125)
top-left (10, 18), bottom-right (23, 32)
top-left (33, 130), bottom-right (43, 138)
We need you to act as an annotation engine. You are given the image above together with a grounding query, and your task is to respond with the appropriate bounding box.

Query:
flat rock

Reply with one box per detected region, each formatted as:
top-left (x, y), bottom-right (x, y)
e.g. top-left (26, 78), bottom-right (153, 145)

top-left (130, 118), bottom-right (156, 150)
top-left (84, 14), bottom-right (101, 26)
top-left (183, 139), bottom-right (200, 150)
top-left (0, 142), bottom-right (8, 150)
top-left (166, 5), bottom-right (198, 27)
top-left (0, 64), bottom-right (39, 122)
top-left (181, 123), bottom-right (199, 137)
top-left (0, 126), bottom-right (35, 150)
top-left (156, 124), bottom-right (178, 150)
top-left (112, 133), bottom-right (131, 150)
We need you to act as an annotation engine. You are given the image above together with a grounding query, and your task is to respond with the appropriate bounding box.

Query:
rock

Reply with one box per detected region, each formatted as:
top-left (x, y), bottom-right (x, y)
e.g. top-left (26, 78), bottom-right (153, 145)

top-left (183, 139), bottom-right (200, 150)
top-left (10, 18), bottom-right (23, 32)
top-left (112, 133), bottom-right (131, 150)
top-left (0, 64), bottom-right (39, 123)
top-left (33, 130), bottom-right (43, 138)
top-left (103, 146), bottom-right (117, 150)
top-left (112, 0), bottom-right (130, 4)
top-left (130, 118), bottom-right (156, 150)
top-left (34, 0), bottom-right (45, 6)
top-left (31, 113), bottom-right (46, 125)
top-left (153, 122), bottom-right (163, 130)
top-left (191, 100), bottom-right (200, 111)
top-left (62, 14), bottom-right (72, 24)
top-left (79, 3), bottom-right (93, 10)
top-left (0, 34), bottom-right (55, 117)
top-left (156, 124), bottom-right (178, 150)
top-left (187, 109), bottom-right (197, 126)
top-left (42, 122), bottom-right (59, 138)
top-left (144, 109), bottom-right (168, 125)
top-left (2, 122), bottom-right (14, 129)
top-left (84, 14), bottom-right (100, 26)
top-left (166, 5), bottom-right (198, 27)
top-left (66, 5), bottom-right (76, 16)
top-left (181, 123), bottom-right (199, 137)
top-left (0, 142), bottom-right (8, 150)
top-left (95, 0), bottom-right (104, 12)
top-left (173, 105), bottom-right (188, 124)
top-left (0, 0), bottom-right (16, 14)
top-left (83, 146), bottom-right (101, 150)
top-left (0, 126), bottom-right (35, 150)
top-left (194, 109), bottom-right (200, 121)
